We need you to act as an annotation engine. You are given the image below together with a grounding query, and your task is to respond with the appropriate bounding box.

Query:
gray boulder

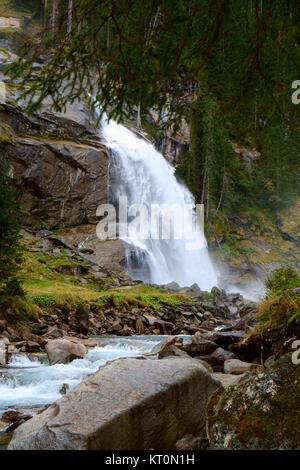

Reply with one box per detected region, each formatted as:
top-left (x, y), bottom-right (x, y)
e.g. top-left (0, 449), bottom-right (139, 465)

top-left (45, 339), bottom-right (87, 365)
top-left (8, 357), bottom-right (220, 450)
top-left (202, 331), bottom-right (244, 349)
top-left (224, 358), bottom-right (263, 375)
top-left (0, 338), bottom-right (9, 365)
top-left (182, 333), bottom-right (218, 357)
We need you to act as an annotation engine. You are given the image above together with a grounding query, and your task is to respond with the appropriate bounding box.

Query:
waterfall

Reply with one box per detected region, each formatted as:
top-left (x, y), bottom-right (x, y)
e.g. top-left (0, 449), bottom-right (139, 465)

top-left (100, 116), bottom-right (217, 291)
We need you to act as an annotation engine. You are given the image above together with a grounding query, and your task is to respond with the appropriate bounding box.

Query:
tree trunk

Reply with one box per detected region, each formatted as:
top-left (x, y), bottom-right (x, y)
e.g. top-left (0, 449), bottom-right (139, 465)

top-left (51, 0), bottom-right (58, 29)
top-left (68, 0), bottom-right (73, 35)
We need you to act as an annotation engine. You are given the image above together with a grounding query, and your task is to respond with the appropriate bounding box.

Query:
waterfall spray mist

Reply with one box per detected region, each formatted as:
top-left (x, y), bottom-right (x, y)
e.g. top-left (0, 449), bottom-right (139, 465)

top-left (100, 115), bottom-right (217, 291)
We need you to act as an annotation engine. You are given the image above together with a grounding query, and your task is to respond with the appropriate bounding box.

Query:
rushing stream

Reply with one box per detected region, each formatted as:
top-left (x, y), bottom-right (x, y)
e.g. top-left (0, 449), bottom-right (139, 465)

top-left (0, 335), bottom-right (188, 413)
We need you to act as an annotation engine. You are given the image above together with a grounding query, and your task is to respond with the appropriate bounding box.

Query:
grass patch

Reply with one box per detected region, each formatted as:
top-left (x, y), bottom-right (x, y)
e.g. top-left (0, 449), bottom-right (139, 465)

top-left (18, 246), bottom-right (191, 313)
top-left (23, 278), bottom-right (101, 299)
top-left (94, 285), bottom-right (189, 310)
top-left (25, 283), bottom-right (190, 312)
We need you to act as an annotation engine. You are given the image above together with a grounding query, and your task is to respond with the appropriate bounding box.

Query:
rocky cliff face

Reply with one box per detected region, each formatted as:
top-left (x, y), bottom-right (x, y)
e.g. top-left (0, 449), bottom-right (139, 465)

top-left (1, 96), bottom-right (108, 229)
top-left (0, 43), bottom-right (138, 270)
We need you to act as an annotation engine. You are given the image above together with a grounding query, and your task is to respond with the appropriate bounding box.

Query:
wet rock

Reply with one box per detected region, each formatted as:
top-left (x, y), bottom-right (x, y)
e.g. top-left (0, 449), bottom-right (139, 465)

top-left (31, 323), bottom-right (48, 336)
top-left (222, 310), bottom-right (256, 331)
top-left (150, 336), bottom-right (179, 354)
top-left (135, 318), bottom-right (145, 334)
top-left (62, 337), bottom-right (97, 349)
top-left (107, 321), bottom-right (123, 333)
top-left (182, 333), bottom-right (218, 357)
top-left (194, 359), bottom-right (214, 373)
top-left (211, 347), bottom-right (235, 365)
top-left (25, 341), bottom-right (41, 353)
top-left (0, 338), bottom-right (9, 365)
top-left (237, 302), bottom-right (257, 318)
top-left (202, 331), bottom-right (244, 349)
top-left (157, 345), bottom-right (190, 359)
top-left (224, 359), bottom-right (263, 375)
top-left (229, 335), bottom-right (263, 362)
top-left (76, 304), bottom-right (90, 334)
top-left (45, 339), bottom-right (87, 365)
top-left (59, 383), bottom-right (70, 395)
top-left (0, 372), bottom-right (14, 385)
top-left (8, 358), bottom-right (220, 450)
top-left (45, 326), bottom-right (63, 339)
top-left (207, 354), bottom-right (300, 449)
top-left (180, 311), bottom-right (194, 319)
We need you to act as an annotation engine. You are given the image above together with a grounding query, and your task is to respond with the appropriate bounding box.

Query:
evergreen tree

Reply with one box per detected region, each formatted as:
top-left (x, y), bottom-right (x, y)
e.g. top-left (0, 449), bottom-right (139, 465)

top-left (0, 157), bottom-right (24, 297)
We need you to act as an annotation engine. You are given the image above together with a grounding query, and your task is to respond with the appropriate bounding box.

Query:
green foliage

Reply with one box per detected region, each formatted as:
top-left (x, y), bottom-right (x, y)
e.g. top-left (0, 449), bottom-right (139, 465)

top-left (94, 285), bottom-right (189, 311)
top-left (3, 0), bottom-right (300, 234)
top-left (258, 293), bottom-right (300, 334)
top-left (5, 1), bottom-right (300, 131)
top-left (27, 293), bottom-right (57, 308)
top-left (207, 354), bottom-right (300, 450)
top-left (0, 157), bottom-right (23, 296)
top-left (176, 89), bottom-right (237, 218)
top-left (1, 295), bottom-right (41, 324)
top-left (2, 277), bottom-right (24, 297)
top-left (257, 267), bottom-right (300, 338)
top-left (265, 266), bottom-right (300, 295)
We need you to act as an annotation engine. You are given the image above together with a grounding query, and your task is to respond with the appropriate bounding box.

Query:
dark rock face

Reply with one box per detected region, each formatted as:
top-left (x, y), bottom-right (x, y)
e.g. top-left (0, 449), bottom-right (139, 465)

top-left (207, 354), bottom-right (300, 449)
top-left (4, 135), bottom-right (107, 229)
top-left (0, 96), bottom-right (107, 229)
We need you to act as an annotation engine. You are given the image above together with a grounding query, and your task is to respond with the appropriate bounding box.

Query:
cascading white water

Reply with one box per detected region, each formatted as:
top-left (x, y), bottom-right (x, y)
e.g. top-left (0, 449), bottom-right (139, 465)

top-left (101, 116), bottom-right (218, 291)
top-left (0, 336), bottom-right (188, 411)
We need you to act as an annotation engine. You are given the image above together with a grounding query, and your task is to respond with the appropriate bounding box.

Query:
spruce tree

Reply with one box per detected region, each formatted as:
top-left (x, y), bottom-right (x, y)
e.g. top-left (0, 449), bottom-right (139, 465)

top-left (0, 157), bottom-right (24, 297)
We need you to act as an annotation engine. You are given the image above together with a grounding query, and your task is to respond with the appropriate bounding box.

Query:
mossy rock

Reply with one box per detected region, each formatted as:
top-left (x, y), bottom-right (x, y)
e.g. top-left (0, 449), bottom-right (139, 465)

top-left (206, 353), bottom-right (300, 449)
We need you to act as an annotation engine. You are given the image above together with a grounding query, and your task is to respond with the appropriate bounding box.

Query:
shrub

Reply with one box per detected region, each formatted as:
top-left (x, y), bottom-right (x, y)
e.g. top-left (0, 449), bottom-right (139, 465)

top-left (27, 294), bottom-right (57, 308)
top-left (265, 266), bottom-right (300, 296)
top-left (258, 294), bottom-right (300, 335)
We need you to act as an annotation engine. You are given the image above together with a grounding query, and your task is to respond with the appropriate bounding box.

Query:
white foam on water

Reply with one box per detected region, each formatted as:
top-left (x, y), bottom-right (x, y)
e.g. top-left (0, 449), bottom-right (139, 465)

top-left (99, 113), bottom-right (217, 291)
top-left (0, 335), bottom-right (186, 411)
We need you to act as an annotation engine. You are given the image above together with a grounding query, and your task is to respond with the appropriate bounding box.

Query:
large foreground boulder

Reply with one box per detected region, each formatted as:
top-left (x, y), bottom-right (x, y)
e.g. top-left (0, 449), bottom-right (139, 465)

top-left (207, 354), bottom-right (300, 449)
top-left (9, 358), bottom-right (220, 450)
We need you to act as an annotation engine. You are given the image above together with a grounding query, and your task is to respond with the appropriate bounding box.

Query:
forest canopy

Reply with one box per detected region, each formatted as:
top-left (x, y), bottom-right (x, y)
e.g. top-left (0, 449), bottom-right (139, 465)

top-left (4, 0), bottom-right (300, 221)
